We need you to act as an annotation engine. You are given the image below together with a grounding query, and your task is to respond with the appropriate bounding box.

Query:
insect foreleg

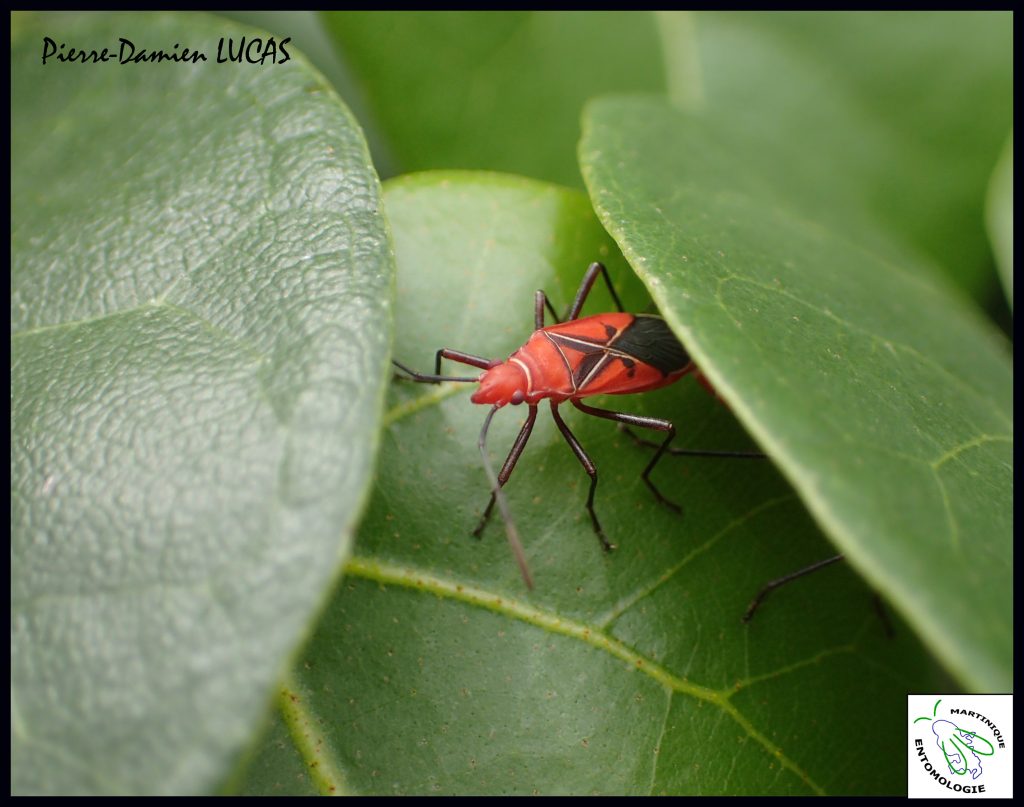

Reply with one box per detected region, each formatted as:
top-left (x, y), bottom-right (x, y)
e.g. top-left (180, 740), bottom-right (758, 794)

top-left (435, 348), bottom-right (499, 376)
top-left (571, 400), bottom-right (681, 513)
top-left (565, 262), bottom-right (625, 321)
top-left (392, 349), bottom-right (498, 384)
top-left (550, 402), bottom-right (613, 551)
top-left (473, 405), bottom-right (539, 538)
top-left (392, 359), bottom-right (478, 384)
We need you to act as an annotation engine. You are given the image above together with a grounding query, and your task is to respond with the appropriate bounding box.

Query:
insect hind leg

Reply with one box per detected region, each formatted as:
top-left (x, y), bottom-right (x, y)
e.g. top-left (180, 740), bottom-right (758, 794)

top-left (742, 554), bottom-right (845, 623)
top-left (619, 425), bottom-right (767, 459)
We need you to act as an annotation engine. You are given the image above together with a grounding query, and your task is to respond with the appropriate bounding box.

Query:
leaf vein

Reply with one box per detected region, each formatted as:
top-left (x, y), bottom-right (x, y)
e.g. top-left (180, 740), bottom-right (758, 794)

top-left (343, 554), bottom-right (827, 795)
top-left (278, 673), bottom-right (351, 796)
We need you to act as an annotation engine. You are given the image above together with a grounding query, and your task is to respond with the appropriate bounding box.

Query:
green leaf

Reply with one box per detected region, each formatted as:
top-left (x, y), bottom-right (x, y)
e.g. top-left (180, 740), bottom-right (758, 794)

top-left (231, 173), bottom-right (946, 795)
top-left (224, 708), bottom-right (321, 796)
top-left (986, 134), bottom-right (1013, 308)
top-left (676, 11), bottom-right (1013, 304)
top-left (580, 96), bottom-right (1012, 693)
top-left (11, 12), bottom-right (393, 795)
top-left (215, 10), bottom-right (401, 178)
top-left (320, 11), bottom-right (667, 186)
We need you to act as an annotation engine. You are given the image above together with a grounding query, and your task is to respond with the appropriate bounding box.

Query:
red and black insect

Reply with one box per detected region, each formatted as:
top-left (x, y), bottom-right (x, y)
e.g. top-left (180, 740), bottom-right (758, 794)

top-left (394, 262), bottom-right (843, 617)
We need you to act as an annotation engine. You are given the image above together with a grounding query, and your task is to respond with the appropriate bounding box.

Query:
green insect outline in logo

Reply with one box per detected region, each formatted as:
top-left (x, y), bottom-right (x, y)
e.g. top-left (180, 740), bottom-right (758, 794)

top-left (914, 699), bottom-right (997, 779)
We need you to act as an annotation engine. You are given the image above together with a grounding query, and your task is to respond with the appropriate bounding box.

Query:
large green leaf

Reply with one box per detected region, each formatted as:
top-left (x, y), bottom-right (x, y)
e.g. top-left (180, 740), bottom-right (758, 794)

top-left (11, 12), bottom-right (393, 794)
top-left (672, 11), bottom-right (1013, 305)
top-left (320, 11), bottom-right (667, 186)
top-left (230, 173), bottom-right (945, 795)
top-left (580, 97), bottom-right (1012, 693)
top-left (215, 10), bottom-right (401, 178)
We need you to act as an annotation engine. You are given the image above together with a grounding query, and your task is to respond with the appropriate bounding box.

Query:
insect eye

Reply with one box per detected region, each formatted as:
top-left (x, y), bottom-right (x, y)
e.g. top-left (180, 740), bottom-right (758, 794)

top-left (511, 390), bottom-right (525, 405)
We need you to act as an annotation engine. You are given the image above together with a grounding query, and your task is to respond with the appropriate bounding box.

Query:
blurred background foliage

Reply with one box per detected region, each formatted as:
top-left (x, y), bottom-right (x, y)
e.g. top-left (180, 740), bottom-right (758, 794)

top-left (221, 11), bottom-right (1012, 326)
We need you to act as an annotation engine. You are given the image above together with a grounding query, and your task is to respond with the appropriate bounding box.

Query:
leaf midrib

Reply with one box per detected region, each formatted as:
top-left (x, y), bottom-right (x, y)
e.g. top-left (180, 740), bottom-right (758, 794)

top-left (280, 555), bottom-right (876, 795)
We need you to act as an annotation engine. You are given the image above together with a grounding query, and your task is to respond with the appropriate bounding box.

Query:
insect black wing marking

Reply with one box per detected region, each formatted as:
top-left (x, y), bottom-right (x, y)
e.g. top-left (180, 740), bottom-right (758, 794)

top-left (572, 349), bottom-right (612, 388)
top-left (545, 332), bottom-right (602, 389)
top-left (613, 315), bottom-right (690, 376)
top-left (549, 315), bottom-right (689, 387)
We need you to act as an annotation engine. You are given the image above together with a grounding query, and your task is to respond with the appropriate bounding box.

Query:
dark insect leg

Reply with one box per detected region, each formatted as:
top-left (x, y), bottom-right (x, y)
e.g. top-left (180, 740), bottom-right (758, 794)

top-left (478, 405), bottom-right (534, 589)
top-left (616, 417), bottom-right (851, 624)
top-left (473, 405), bottom-right (539, 538)
top-left (549, 401), bottom-right (613, 551)
top-left (619, 425), bottom-right (767, 459)
top-left (571, 400), bottom-right (681, 513)
top-left (535, 290), bottom-right (561, 329)
top-left (392, 348), bottom-right (498, 384)
top-left (742, 554), bottom-right (845, 623)
top-left (434, 348), bottom-right (498, 376)
top-left (566, 261), bottom-right (625, 321)
top-left (872, 594), bottom-right (895, 638)
top-left (392, 359), bottom-right (478, 384)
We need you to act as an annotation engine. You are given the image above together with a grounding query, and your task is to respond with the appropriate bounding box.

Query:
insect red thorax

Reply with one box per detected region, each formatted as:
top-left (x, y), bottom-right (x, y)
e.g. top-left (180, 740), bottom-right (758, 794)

top-left (471, 312), bottom-right (693, 407)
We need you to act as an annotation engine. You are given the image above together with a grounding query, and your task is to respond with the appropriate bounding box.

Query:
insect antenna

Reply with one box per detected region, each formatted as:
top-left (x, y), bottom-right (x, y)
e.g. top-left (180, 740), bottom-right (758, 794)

top-left (478, 405), bottom-right (535, 590)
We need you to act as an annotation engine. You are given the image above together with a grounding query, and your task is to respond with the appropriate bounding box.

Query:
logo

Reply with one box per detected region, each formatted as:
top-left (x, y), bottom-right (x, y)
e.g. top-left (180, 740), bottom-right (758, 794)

top-left (907, 695), bottom-right (1012, 798)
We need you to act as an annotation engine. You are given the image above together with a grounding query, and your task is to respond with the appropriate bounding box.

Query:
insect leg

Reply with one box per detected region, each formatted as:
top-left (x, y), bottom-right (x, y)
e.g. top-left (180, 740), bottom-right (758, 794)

top-left (435, 348), bottom-right (499, 376)
top-left (478, 405), bottom-right (534, 589)
top-left (565, 261), bottom-right (625, 321)
top-left (742, 554), bottom-right (845, 623)
top-left (391, 348), bottom-right (498, 384)
top-left (535, 290), bottom-right (561, 329)
top-left (549, 401), bottom-right (613, 551)
top-left (619, 425), bottom-right (766, 459)
top-left (571, 400), bottom-right (681, 513)
top-left (392, 359), bottom-right (478, 384)
top-left (746, 561), bottom-right (894, 634)
top-left (617, 417), bottom-right (859, 625)
top-left (473, 405), bottom-right (539, 537)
